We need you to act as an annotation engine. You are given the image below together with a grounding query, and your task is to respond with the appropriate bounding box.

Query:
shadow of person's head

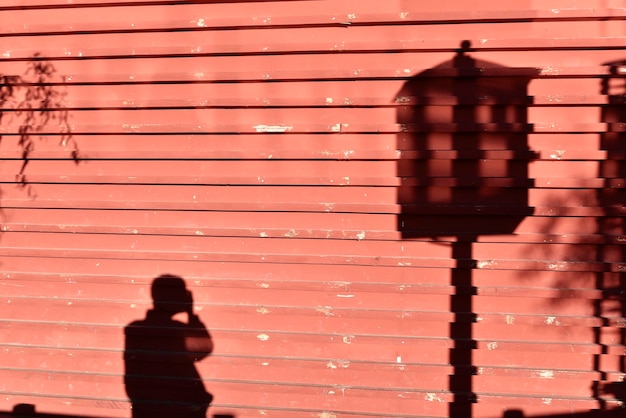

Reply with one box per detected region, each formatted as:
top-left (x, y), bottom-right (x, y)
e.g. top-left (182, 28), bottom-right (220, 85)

top-left (151, 274), bottom-right (193, 315)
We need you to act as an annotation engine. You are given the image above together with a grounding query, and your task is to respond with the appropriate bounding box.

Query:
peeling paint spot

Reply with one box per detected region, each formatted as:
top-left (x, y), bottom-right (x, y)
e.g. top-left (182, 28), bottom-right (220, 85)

top-left (400, 12), bottom-right (409, 19)
top-left (477, 260), bottom-right (496, 268)
top-left (261, 362), bottom-right (269, 366)
top-left (254, 124), bottom-right (292, 133)
top-left (259, 232), bottom-right (269, 238)
top-left (542, 397), bottom-right (553, 405)
top-left (487, 341), bottom-right (498, 350)
top-left (347, 13), bottom-right (356, 20)
top-left (337, 294), bottom-right (354, 298)
top-left (196, 18), bottom-right (206, 27)
top-left (319, 413), bottom-right (337, 418)
top-left (550, 150), bottom-right (566, 160)
top-left (398, 262), bottom-right (412, 266)
top-left (259, 283), bottom-right (270, 289)
top-left (425, 393), bottom-right (444, 402)
top-left (537, 370), bottom-right (555, 379)
top-left (546, 316), bottom-right (561, 326)
top-left (396, 356), bottom-right (402, 363)
top-left (326, 97), bottom-right (333, 104)
top-left (256, 307), bottom-right (270, 314)
top-left (317, 306), bottom-right (335, 317)
top-left (540, 65), bottom-right (559, 76)
top-left (284, 229), bottom-right (298, 238)
top-left (480, 39), bottom-right (488, 44)
top-left (195, 230), bottom-right (204, 236)
top-left (505, 314), bottom-right (515, 325)
top-left (342, 335), bottom-right (355, 344)
top-left (326, 360), bottom-right (350, 369)
top-left (356, 231), bottom-right (366, 241)
top-left (403, 68), bottom-right (411, 74)
top-left (257, 333), bottom-right (270, 341)
top-left (396, 96), bottom-right (411, 103)
top-left (476, 316), bottom-right (483, 322)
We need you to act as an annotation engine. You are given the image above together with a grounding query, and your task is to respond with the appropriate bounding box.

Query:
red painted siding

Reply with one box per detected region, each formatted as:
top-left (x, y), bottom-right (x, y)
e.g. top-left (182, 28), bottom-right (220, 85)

top-left (0, 1), bottom-right (625, 417)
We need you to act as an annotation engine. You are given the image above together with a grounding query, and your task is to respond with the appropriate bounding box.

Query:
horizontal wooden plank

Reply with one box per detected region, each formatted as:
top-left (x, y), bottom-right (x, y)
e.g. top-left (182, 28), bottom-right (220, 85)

top-left (0, 231), bottom-right (624, 270)
top-left (7, 94), bottom-right (626, 112)
top-left (0, 390), bottom-right (618, 418)
top-left (4, 183), bottom-right (626, 213)
top-left (5, 158), bottom-right (545, 180)
top-left (0, 207), bottom-right (622, 244)
top-left (1, 267), bottom-right (624, 316)
top-left (1, 297), bottom-right (621, 348)
top-left (2, 121), bottom-right (624, 135)
top-left (0, 2), bottom-right (624, 35)
top-left (0, 133), bottom-right (613, 160)
top-left (0, 50), bottom-right (625, 84)
top-left (4, 344), bottom-right (625, 389)
top-left (2, 24), bottom-right (626, 59)
top-left (0, 106), bottom-right (618, 135)
top-left (0, 362), bottom-right (620, 408)
top-left (2, 320), bottom-right (624, 365)
top-left (1, 255), bottom-right (621, 292)
top-left (4, 159), bottom-right (624, 186)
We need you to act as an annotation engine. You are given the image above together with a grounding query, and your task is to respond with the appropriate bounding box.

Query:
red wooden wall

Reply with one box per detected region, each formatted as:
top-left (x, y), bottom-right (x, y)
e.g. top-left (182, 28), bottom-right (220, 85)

top-left (0, 1), bottom-right (625, 417)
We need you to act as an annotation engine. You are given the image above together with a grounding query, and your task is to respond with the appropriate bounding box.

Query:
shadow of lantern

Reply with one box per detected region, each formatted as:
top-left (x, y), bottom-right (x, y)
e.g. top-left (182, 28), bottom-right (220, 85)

top-left (396, 41), bottom-right (539, 417)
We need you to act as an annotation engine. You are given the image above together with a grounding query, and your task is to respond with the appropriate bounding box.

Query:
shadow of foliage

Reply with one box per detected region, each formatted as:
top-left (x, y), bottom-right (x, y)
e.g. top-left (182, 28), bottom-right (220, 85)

top-left (0, 53), bottom-right (78, 196)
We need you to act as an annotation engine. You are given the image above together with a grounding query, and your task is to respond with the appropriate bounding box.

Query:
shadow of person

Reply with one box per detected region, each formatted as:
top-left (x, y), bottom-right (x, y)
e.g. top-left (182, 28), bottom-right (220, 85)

top-left (124, 275), bottom-right (213, 418)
